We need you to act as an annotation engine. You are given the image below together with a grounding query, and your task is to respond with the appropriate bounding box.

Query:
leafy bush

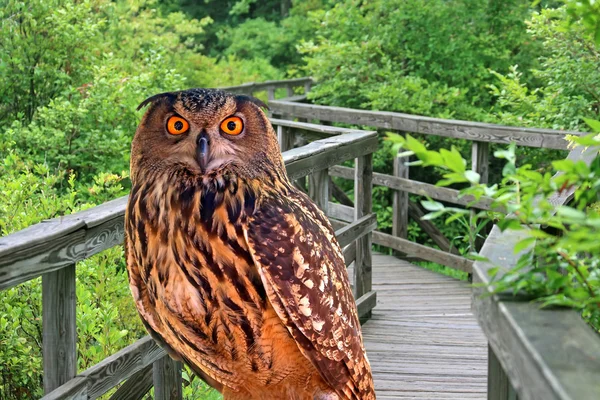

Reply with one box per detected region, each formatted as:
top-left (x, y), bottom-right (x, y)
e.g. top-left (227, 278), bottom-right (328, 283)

top-left (389, 125), bottom-right (600, 332)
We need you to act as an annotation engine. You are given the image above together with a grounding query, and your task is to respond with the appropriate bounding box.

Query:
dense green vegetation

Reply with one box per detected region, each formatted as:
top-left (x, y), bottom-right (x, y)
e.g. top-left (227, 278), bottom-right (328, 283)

top-left (0, 0), bottom-right (598, 398)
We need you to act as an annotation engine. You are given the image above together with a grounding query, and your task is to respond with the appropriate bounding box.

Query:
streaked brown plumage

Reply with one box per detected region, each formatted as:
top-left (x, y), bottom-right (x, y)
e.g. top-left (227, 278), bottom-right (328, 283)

top-left (124, 89), bottom-right (375, 399)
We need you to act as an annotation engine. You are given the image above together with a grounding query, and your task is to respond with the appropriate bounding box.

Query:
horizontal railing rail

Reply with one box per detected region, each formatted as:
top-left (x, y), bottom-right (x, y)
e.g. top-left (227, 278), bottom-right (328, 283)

top-left (270, 100), bottom-right (583, 150)
top-left (220, 77), bottom-right (313, 101)
top-left (0, 117), bottom-right (378, 399)
top-left (472, 145), bottom-right (600, 400)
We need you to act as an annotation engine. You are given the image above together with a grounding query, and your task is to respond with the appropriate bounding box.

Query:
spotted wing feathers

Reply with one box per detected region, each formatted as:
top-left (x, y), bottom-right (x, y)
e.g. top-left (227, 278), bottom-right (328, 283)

top-left (244, 189), bottom-right (375, 400)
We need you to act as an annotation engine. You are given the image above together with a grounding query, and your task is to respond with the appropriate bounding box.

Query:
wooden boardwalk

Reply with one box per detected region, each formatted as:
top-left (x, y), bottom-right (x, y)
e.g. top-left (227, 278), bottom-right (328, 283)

top-left (361, 254), bottom-right (488, 399)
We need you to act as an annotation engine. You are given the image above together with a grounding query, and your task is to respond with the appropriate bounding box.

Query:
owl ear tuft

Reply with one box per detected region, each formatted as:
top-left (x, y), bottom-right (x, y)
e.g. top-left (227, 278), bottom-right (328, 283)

top-left (137, 92), bottom-right (177, 111)
top-left (235, 95), bottom-right (270, 111)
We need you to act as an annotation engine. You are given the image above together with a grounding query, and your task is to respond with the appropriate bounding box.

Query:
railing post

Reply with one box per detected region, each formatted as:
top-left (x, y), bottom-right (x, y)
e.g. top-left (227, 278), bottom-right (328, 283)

top-left (277, 125), bottom-right (294, 152)
top-left (267, 87), bottom-right (275, 101)
top-left (471, 141), bottom-right (490, 253)
top-left (392, 150), bottom-right (409, 241)
top-left (488, 344), bottom-right (518, 400)
top-left (354, 154), bottom-right (373, 303)
top-left (153, 356), bottom-right (182, 400)
top-left (309, 169), bottom-right (329, 214)
top-left (286, 84), bottom-right (294, 98)
top-left (42, 264), bottom-right (77, 394)
top-left (303, 80), bottom-right (312, 95)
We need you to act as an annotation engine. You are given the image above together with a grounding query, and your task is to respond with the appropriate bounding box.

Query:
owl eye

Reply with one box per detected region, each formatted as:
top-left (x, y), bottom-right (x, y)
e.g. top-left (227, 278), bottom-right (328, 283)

top-left (220, 116), bottom-right (244, 136)
top-left (167, 116), bottom-right (189, 135)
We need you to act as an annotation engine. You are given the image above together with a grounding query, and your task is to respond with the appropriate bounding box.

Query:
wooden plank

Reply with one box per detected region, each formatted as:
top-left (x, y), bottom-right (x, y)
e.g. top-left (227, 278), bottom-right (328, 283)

top-left (271, 118), bottom-right (359, 136)
top-left (356, 290), bottom-right (377, 319)
top-left (269, 101), bottom-right (579, 150)
top-left (220, 77), bottom-right (313, 95)
top-left (40, 377), bottom-right (88, 400)
top-left (43, 265), bottom-right (77, 394)
top-left (354, 154), bottom-right (373, 300)
top-left (283, 132), bottom-right (379, 181)
top-left (109, 365), bottom-right (153, 400)
top-left (276, 125), bottom-right (294, 152)
top-left (153, 356), bottom-right (182, 400)
top-left (309, 168), bottom-right (329, 213)
top-left (329, 165), bottom-right (497, 211)
top-left (393, 151), bottom-right (409, 240)
top-left (373, 231), bottom-right (473, 273)
top-left (471, 145), bottom-right (600, 400)
top-left (408, 202), bottom-right (458, 255)
top-left (328, 202), bottom-right (354, 223)
top-left (334, 214), bottom-right (377, 248)
top-left (42, 336), bottom-right (167, 400)
top-left (488, 345), bottom-right (517, 400)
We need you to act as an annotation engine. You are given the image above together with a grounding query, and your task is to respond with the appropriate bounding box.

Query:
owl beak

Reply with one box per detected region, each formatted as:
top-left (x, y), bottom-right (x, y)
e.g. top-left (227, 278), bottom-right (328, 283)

top-left (196, 132), bottom-right (210, 172)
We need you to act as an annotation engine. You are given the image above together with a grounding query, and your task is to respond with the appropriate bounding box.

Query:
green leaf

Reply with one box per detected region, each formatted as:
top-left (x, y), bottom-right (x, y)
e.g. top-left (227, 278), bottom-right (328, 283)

top-left (421, 200), bottom-right (444, 211)
top-left (514, 237), bottom-right (536, 254)
top-left (583, 118), bottom-right (600, 133)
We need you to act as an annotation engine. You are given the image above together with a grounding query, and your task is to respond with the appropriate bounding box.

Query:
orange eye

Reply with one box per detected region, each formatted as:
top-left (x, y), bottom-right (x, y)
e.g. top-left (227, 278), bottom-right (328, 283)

top-left (220, 116), bottom-right (244, 136)
top-left (167, 116), bottom-right (189, 135)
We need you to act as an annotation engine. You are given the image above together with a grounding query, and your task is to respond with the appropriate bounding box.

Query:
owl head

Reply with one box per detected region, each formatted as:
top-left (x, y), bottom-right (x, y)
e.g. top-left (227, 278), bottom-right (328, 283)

top-left (130, 88), bottom-right (283, 184)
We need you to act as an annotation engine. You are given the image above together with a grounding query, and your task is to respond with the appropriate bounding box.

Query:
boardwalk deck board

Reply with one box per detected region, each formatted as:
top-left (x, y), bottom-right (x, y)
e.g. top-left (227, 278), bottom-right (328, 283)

top-left (359, 254), bottom-right (488, 399)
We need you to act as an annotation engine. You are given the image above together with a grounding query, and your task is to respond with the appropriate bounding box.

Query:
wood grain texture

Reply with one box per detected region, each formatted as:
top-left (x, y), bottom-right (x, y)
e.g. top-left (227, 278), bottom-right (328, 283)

top-left (334, 214), bottom-right (377, 248)
top-left (393, 152), bottom-right (409, 240)
top-left (472, 145), bottom-right (600, 400)
top-left (358, 253), bottom-right (488, 398)
top-left (153, 357), bottom-right (182, 400)
top-left (309, 168), bottom-right (329, 213)
top-left (354, 154), bottom-right (374, 300)
top-left (270, 101), bottom-right (580, 150)
top-left (108, 365), bottom-right (153, 400)
top-left (329, 165), bottom-right (497, 211)
top-left (220, 77), bottom-right (313, 96)
top-left (488, 345), bottom-right (518, 400)
top-left (43, 265), bottom-right (77, 394)
top-left (373, 231), bottom-right (473, 273)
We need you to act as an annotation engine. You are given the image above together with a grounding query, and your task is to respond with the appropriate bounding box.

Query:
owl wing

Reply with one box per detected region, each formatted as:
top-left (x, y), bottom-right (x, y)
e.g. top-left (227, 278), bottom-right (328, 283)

top-left (243, 188), bottom-right (375, 400)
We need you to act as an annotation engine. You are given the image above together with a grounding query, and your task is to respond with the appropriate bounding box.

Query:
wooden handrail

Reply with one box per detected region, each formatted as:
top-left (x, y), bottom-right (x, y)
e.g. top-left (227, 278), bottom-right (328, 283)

top-left (270, 100), bottom-right (583, 150)
top-left (472, 145), bottom-right (600, 400)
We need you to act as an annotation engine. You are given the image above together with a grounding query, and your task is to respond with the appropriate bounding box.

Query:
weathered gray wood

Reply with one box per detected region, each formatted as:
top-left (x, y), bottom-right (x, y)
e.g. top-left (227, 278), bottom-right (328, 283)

top-left (360, 253), bottom-right (488, 397)
top-left (354, 154), bottom-right (374, 300)
top-left (270, 101), bottom-right (580, 150)
top-left (343, 241), bottom-right (357, 266)
top-left (373, 231), bottom-right (473, 273)
top-left (335, 214), bottom-right (377, 248)
top-left (109, 365), bottom-right (153, 400)
top-left (283, 132), bottom-right (379, 181)
top-left (43, 336), bottom-right (166, 400)
top-left (276, 125), bottom-right (294, 152)
top-left (408, 202), bottom-right (459, 255)
top-left (43, 265), bottom-right (77, 394)
top-left (328, 202), bottom-right (355, 223)
top-left (488, 345), bottom-right (517, 400)
top-left (271, 118), bottom-right (358, 136)
top-left (309, 168), bottom-right (329, 214)
top-left (40, 377), bottom-right (88, 400)
top-left (472, 141), bottom-right (490, 185)
top-left (330, 179), bottom-right (354, 207)
top-left (153, 356), bottom-right (182, 400)
top-left (329, 165), bottom-right (498, 211)
top-left (472, 145), bottom-right (600, 400)
top-left (220, 77), bottom-right (313, 95)
top-left (393, 152), bottom-right (409, 240)
top-left (267, 87), bottom-right (275, 101)
top-left (355, 290), bottom-right (377, 320)
top-left (286, 84), bottom-right (295, 98)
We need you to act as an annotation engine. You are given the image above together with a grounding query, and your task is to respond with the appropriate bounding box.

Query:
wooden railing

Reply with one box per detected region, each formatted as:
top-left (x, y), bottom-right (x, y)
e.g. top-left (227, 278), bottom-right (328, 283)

top-left (220, 77), bottom-right (313, 101)
top-left (269, 99), bottom-right (585, 275)
top-left (0, 118), bottom-right (377, 399)
top-left (472, 145), bottom-right (600, 400)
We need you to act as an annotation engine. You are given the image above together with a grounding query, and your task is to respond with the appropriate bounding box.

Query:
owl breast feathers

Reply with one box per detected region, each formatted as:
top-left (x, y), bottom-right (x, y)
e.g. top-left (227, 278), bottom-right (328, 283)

top-left (124, 88), bottom-right (375, 400)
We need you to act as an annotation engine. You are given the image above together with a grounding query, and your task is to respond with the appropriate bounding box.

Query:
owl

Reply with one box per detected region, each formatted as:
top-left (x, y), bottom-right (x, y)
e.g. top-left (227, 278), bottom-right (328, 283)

top-left (124, 88), bottom-right (375, 400)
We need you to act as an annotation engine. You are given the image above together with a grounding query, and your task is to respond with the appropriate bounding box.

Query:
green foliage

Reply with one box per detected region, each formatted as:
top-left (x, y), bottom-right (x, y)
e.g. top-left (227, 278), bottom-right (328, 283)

top-left (488, 8), bottom-right (600, 131)
top-left (394, 130), bottom-right (600, 332)
top-left (302, 0), bottom-right (538, 115)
